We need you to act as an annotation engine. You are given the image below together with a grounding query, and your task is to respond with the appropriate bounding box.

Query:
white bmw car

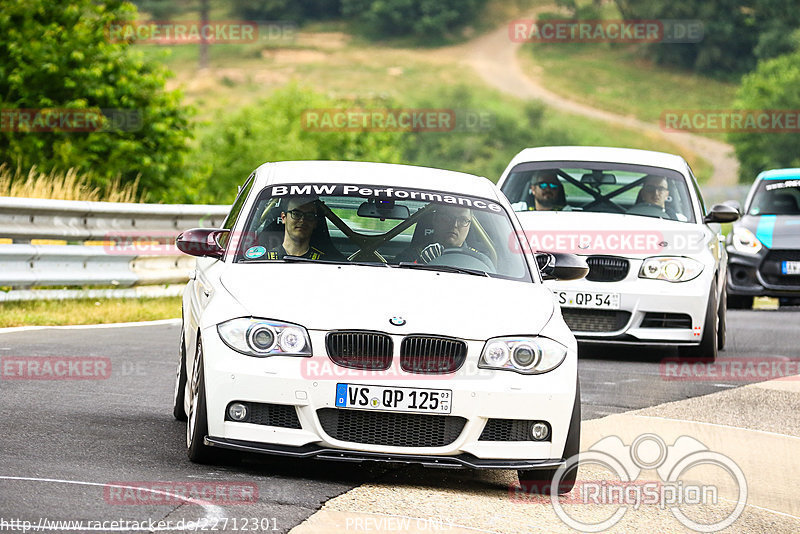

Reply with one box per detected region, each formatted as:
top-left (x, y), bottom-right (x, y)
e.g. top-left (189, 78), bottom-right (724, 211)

top-left (497, 147), bottom-right (739, 361)
top-left (173, 160), bottom-right (587, 491)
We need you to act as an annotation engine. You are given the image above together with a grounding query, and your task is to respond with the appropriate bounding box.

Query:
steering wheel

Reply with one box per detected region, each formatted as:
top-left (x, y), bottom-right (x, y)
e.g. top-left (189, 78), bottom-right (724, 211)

top-left (430, 247), bottom-right (496, 273)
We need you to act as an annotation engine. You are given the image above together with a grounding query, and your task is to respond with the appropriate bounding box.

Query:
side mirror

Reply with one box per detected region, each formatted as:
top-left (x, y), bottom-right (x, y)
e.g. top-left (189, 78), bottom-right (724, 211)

top-left (721, 199), bottom-right (742, 215)
top-left (176, 228), bottom-right (228, 259)
top-left (703, 203), bottom-right (740, 224)
top-left (536, 252), bottom-right (589, 281)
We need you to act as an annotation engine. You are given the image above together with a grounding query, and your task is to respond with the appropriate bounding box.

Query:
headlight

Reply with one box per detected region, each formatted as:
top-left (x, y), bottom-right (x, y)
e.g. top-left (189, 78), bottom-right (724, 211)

top-left (638, 257), bottom-right (703, 282)
top-left (479, 337), bottom-right (567, 374)
top-left (217, 318), bottom-right (312, 357)
top-left (730, 226), bottom-right (763, 254)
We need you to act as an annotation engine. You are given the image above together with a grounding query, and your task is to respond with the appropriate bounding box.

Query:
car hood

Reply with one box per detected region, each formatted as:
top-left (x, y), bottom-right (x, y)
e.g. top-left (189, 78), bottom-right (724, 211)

top-left (514, 211), bottom-right (711, 258)
top-left (219, 263), bottom-right (554, 339)
top-left (737, 214), bottom-right (800, 249)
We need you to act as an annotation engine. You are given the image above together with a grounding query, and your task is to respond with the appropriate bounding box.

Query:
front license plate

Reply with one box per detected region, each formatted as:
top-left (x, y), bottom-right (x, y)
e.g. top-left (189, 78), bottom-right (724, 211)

top-left (782, 261), bottom-right (800, 275)
top-left (335, 383), bottom-right (451, 414)
top-left (556, 290), bottom-right (620, 310)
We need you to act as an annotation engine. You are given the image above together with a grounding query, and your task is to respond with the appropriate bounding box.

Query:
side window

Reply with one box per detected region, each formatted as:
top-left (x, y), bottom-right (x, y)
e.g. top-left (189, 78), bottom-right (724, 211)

top-left (218, 174), bottom-right (255, 248)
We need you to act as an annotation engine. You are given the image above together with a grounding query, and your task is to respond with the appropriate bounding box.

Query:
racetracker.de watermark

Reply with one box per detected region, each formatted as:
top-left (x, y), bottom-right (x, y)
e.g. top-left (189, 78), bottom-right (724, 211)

top-left (105, 20), bottom-right (266, 44)
top-left (661, 357), bottom-right (800, 381)
top-left (0, 109), bottom-right (142, 133)
top-left (661, 109), bottom-right (800, 133)
top-left (509, 19), bottom-right (703, 43)
top-left (103, 481), bottom-right (258, 505)
top-left (300, 108), bottom-right (494, 133)
top-left (300, 356), bottom-right (492, 381)
top-left (508, 229), bottom-right (707, 255)
top-left (1, 356), bottom-right (111, 380)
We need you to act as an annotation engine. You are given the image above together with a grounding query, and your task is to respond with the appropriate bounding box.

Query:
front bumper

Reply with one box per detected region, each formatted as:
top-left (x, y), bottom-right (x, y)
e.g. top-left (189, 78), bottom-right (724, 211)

top-left (547, 270), bottom-right (713, 344)
top-left (200, 329), bottom-right (578, 466)
top-left (727, 247), bottom-right (800, 298)
top-left (205, 438), bottom-right (566, 470)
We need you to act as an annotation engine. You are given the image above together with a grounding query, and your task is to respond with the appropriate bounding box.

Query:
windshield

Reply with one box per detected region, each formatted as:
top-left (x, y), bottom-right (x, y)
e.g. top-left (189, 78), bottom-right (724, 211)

top-left (747, 177), bottom-right (800, 215)
top-left (234, 183), bottom-right (532, 282)
top-left (501, 162), bottom-right (696, 223)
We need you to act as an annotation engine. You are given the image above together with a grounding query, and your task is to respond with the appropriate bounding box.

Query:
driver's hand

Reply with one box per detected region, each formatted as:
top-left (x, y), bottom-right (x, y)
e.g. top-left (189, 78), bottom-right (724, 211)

top-left (419, 243), bottom-right (443, 264)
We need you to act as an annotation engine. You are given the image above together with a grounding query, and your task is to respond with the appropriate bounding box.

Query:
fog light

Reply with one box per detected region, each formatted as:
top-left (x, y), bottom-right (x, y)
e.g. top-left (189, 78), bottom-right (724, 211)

top-left (531, 422), bottom-right (549, 441)
top-left (228, 402), bottom-right (248, 421)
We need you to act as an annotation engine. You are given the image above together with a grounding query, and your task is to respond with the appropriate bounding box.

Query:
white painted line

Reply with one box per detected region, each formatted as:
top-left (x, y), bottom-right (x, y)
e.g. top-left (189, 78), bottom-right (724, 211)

top-left (0, 475), bottom-right (224, 531)
top-left (0, 318), bottom-right (181, 335)
top-left (629, 414), bottom-right (800, 441)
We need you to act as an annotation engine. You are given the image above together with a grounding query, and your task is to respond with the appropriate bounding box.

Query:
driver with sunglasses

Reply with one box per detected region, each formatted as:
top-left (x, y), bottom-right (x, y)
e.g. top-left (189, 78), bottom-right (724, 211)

top-left (266, 196), bottom-right (340, 260)
top-left (527, 171), bottom-right (566, 211)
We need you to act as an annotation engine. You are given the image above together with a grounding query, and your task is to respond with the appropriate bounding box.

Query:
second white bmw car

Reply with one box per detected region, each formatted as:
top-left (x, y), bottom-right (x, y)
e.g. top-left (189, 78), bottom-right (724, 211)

top-left (498, 147), bottom-right (739, 361)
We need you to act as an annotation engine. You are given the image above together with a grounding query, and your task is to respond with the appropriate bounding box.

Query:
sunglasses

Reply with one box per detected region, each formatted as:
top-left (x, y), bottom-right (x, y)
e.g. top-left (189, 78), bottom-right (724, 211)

top-left (535, 182), bottom-right (561, 189)
top-left (286, 209), bottom-right (318, 221)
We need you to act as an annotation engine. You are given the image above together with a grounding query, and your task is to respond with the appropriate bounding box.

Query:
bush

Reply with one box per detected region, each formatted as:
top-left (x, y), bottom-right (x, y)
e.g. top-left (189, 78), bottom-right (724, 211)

top-left (729, 50), bottom-right (800, 181)
top-left (341, 0), bottom-right (488, 40)
top-left (231, 0), bottom-right (342, 23)
top-left (0, 0), bottom-right (193, 200)
top-left (189, 84), bottom-right (404, 203)
top-left (399, 85), bottom-right (574, 180)
top-left (187, 84), bottom-right (575, 203)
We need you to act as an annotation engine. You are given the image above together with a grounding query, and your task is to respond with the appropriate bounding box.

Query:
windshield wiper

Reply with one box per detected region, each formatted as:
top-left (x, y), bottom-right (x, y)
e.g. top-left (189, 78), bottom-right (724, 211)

top-left (280, 256), bottom-right (390, 267)
top-left (396, 262), bottom-right (489, 277)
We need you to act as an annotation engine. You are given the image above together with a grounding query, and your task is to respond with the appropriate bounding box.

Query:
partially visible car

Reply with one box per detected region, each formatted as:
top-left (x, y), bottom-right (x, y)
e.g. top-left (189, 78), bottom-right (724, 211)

top-left (726, 168), bottom-right (800, 309)
top-left (497, 146), bottom-right (739, 361)
top-left (174, 160), bottom-right (588, 491)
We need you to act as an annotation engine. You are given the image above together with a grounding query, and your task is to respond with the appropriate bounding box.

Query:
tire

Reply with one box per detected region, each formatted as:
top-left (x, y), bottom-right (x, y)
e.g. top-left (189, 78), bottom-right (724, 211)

top-left (172, 333), bottom-right (188, 421)
top-left (680, 281), bottom-right (718, 361)
top-left (187, 337), bottom-right (214, 463)
top-left (717, 287), bottom-right (727, 351)
top-left (727, 294), bottom-right (753, 310)
top-left (518, 379), bottom-right (581, 495)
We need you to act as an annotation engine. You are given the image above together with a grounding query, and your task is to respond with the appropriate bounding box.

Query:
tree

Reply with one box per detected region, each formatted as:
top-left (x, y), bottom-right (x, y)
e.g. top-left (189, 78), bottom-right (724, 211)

top-left (729, 50), bottom-right (800, 181)
top-left (0, 0), bottom-right (193, 200)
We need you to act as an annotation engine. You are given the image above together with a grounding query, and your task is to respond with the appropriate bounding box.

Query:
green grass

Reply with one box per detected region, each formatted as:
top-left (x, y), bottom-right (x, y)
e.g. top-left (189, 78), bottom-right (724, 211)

top-left (0, 297), bottom-right (181, 327)
top-left (520, 43), bottom-right (739, 137)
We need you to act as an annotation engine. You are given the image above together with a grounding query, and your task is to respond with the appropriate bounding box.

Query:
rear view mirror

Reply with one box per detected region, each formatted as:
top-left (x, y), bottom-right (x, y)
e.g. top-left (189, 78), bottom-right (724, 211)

top-left (536, 252), bottom-right (589, 281)
top-left (580, 171), bottom-right (616, 185)
top-left (357, 199), bottom-right (410, 220)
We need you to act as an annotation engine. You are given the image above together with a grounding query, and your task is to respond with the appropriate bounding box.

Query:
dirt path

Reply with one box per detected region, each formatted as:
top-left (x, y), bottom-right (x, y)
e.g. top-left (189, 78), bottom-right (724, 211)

top-left (438, 21), bottom-right (739, 186)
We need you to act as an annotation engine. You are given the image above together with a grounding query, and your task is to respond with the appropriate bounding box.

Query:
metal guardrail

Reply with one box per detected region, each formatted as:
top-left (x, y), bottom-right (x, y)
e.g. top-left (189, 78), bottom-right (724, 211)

top-left (0, 196), bottom-right (228, 242)
top-left (0, 197), bottom-right (230, 300)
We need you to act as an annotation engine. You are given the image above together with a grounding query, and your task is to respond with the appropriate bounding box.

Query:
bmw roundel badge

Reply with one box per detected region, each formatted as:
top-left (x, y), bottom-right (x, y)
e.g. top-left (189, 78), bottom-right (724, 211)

top-left (389, 316), bottom-right (406, 326)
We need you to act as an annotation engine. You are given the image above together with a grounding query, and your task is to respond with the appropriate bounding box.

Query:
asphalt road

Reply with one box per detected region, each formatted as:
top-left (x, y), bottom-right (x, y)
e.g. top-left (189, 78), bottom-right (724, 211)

top-left (0, 308), bottom-right (797, 533)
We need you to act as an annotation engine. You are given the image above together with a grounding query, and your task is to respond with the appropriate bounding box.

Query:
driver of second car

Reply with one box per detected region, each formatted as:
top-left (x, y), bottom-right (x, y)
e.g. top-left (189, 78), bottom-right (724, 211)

top-left (266, 196), bottom-right (331, 260)
top-left (398, 205), bottom-right (480, 264)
